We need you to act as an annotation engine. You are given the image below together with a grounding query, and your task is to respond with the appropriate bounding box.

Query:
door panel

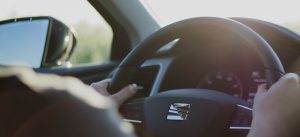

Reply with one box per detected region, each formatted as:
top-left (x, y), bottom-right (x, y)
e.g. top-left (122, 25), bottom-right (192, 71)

top-left (35, 61), bottom-right (119, 84)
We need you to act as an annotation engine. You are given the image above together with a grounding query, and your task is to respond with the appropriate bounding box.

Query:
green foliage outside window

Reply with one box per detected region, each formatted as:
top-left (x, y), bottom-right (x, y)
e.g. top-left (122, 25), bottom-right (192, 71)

top-left (70, 21), bottom-right (113, 65)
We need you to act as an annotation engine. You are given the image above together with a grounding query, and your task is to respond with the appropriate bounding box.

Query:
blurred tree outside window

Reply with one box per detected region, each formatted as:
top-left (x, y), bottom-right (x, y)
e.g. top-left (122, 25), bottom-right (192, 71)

top-left (70, 19), bottom-right (113, 65)
top-left (0, 0), bottom-right (113, 66)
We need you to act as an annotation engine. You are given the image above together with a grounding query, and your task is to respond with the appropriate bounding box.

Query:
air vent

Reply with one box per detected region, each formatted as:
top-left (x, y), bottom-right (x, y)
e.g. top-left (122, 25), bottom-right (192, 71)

top-left (131, 65), bottom-right (159, 98)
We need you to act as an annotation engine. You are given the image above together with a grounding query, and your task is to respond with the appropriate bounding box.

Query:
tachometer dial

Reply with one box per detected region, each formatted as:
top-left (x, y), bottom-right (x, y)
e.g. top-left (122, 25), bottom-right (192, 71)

top-left (197, 70), bottom-right (243, 98)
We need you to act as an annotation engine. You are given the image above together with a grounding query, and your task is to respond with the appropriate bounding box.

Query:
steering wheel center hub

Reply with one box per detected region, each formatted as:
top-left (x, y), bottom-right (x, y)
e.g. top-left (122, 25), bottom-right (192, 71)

top-left (144, 89), bottom-right (236, 137)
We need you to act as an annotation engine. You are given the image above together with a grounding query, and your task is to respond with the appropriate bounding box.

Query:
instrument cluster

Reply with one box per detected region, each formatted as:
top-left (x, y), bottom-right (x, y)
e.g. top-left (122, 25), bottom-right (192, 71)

top-left (197, 69), bottom-right (266, 104)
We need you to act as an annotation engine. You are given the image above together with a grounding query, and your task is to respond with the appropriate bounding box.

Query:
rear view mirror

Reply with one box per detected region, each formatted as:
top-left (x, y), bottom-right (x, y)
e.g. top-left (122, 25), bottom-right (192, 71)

top-left (0, 17), bottom-right (76, 68)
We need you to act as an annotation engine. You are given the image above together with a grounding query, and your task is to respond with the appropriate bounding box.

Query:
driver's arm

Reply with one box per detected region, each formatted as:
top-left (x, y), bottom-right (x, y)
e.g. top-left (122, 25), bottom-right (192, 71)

top-left (0, 67), bottom-right (137, 137)
top-left (248, 73), bottom-right (300, 137)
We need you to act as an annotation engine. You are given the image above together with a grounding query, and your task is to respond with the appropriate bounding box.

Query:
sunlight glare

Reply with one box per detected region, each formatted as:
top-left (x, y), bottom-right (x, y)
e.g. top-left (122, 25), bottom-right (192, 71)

top-left (144, 0), bottom-right (300, 26)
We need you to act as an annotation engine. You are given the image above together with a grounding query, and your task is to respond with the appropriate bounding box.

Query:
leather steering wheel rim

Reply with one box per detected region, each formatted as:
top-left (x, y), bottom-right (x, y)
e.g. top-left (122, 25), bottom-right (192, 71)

top-left (109, 17), bottom-right (285, 94)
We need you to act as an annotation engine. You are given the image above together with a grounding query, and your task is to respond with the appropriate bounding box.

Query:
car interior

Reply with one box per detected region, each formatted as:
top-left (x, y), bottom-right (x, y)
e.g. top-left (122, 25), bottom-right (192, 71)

top-left (1, 0), bottom-right (300, 137)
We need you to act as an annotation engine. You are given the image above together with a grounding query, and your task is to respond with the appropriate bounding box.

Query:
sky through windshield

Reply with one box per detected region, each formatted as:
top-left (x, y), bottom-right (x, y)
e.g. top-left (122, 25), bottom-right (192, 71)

top-left (143, 0), bottom-right (300, 32)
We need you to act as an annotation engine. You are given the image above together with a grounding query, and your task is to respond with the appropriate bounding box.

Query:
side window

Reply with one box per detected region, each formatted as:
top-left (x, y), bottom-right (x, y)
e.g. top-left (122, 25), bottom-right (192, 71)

top-left (0, 0), bottom-right (113, 66)
top-left (70, 16), bottom-right (113, 66)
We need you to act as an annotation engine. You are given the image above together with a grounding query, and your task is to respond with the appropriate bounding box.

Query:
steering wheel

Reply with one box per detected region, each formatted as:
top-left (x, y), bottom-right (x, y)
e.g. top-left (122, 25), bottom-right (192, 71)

top-left (109, 17), bottom-right (285, 137)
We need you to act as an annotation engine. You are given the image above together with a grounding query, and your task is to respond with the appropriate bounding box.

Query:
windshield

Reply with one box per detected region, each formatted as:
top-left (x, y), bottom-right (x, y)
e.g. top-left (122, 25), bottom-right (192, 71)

top-left (143, 0), bottom-right (300, 33)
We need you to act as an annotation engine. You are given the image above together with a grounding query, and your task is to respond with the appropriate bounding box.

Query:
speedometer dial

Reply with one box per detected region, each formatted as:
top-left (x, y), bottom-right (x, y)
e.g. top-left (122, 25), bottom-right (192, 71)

top-left (197, 70), bottom-right (244, 98)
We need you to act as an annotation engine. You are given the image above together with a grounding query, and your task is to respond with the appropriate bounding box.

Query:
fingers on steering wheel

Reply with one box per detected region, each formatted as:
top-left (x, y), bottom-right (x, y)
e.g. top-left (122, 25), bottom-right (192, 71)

top-left (90, 79), bottom-right (111, 96)
top-left (279, 73), bottom-right (299, 85)
top-left (265, 73), bottom-right (299, 95)
top-left (273, 73), bottom-right (299, 90)
top-left (111, 84), bottom-right (138, 106)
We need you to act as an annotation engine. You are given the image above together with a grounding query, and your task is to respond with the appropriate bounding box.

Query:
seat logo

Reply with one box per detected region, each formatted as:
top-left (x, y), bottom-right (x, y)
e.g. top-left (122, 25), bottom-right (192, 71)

top-left (167, 103), bottom-right (190, 121)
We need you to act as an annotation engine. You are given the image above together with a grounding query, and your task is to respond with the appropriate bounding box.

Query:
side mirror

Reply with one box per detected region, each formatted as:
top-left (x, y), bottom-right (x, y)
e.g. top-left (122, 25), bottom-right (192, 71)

top-left (0, 16), bottom-right (76, 68)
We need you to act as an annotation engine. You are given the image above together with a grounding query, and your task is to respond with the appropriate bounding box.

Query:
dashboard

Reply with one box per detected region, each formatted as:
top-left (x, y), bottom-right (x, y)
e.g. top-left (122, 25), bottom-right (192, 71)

top-left (138, 18), bottom-right (300, 104)
top-left (155, 43), bottom-right (267, 105)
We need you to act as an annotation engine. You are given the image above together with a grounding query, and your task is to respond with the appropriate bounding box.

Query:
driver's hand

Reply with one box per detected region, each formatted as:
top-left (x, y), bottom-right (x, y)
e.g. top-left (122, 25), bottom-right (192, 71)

top-left (91, 79), bottom-right (138, 107)
top-left (248, 73), bottom-right (300, 137)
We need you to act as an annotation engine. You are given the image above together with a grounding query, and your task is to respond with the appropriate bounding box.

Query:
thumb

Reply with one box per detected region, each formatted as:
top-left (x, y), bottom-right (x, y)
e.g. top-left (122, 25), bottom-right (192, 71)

top-left (257, 83), bottom-right (267, 92)
top-left (256, 83), bottom-right (267, 97)
top-left (254, 84), bottom-right (267, 99)
top-left (111, 84), bottom-right (138, 106)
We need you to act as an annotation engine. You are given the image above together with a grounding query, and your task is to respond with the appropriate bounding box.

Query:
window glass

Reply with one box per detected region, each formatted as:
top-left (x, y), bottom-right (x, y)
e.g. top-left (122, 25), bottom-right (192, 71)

top-left (0, 20), bottom-right (49, 68)
top-left (0, 0), bottom-right (113, 66)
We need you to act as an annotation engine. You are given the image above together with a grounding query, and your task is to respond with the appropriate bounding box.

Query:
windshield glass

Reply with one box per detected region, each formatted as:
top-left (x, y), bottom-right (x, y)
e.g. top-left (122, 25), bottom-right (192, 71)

top-left (143, 0), bottom-right (300, 33)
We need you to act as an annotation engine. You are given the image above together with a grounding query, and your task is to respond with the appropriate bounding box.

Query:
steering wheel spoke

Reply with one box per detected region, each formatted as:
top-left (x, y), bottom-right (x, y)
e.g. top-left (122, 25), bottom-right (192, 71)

top-left (230, 104), bottom-right (252, 129)
top-left (227, 104), bottom-right (253, 136)
top-left (120, 98), bottom-right (145, 126)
